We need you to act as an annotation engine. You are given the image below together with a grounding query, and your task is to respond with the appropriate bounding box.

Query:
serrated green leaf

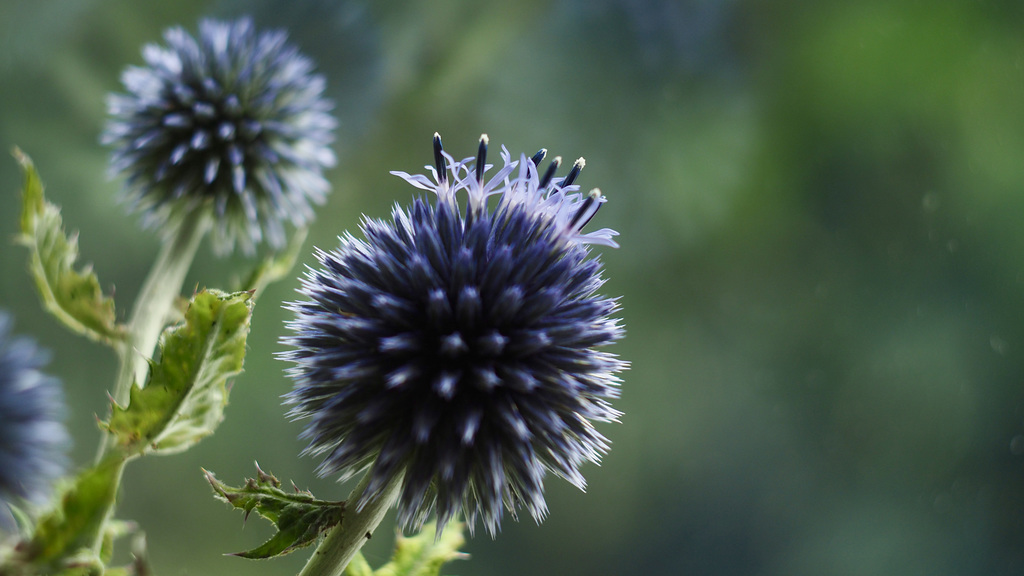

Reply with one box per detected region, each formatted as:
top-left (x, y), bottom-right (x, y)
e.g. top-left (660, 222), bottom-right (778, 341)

top-left (13, 148), bottom-right (124, 345)
top-left (205, 465), bottom-right (345, 559)
top-left (104, 289), bottom-right (253, 456)
top-left (11, 456), bottom-right (122, 572)
top-left (369, 522), bottom-right (466, 576)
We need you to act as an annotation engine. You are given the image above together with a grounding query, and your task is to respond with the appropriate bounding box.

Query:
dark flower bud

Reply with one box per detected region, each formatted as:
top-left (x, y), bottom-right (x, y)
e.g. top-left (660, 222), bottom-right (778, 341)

top-left (103, 17), bottom-right (337, 255)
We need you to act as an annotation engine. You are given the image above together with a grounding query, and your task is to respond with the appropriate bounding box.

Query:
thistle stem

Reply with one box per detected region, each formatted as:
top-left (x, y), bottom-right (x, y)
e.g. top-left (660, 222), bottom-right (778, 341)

top-left (96, 213), bottom-right (209, 462)
top-left (298, 471), bottom-right (404, 576)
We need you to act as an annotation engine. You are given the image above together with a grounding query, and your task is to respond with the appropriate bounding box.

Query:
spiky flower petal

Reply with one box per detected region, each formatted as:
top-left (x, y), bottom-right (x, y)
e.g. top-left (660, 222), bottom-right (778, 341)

top-left (281, 134), bottom-right (626, 536)
top-left (0, 312), bottom-right (69, 506)
top-left (103, 17), bottom-right (337, 255)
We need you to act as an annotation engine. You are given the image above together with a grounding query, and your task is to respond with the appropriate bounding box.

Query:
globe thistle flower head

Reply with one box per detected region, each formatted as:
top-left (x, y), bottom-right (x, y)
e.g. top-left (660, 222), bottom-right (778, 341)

top-left (282, 134), bottom-right (626, 537)
top-left (0, 312), bottom-right (69, 507)
top-left (103, 17), bottom-right (337, 255)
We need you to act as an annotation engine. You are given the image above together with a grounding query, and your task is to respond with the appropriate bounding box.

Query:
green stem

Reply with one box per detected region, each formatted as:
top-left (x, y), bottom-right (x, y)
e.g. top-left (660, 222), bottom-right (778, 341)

top-left (87, 455), bottom-right (129, 554)
top-left (298, 472), bottom-right (404, 576)
top-left (96, 213), bottom-right (209, 462)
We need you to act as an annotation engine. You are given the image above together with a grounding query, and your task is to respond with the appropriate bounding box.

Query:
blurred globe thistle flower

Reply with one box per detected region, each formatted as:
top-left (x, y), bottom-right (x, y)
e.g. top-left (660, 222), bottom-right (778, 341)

top-left (282, 134), bottom-right (626, 536)
top-left (103, 17), bottom-right (337, 255)
top-left (0, 312), bottom-right (69, 507)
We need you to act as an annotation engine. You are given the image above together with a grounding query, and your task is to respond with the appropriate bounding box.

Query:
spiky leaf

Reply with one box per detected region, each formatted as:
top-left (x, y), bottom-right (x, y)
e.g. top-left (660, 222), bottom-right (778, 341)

top-left (105, 289), bottom-right (253, 456)
top-left (10, 456), bottom-right (122, 573)
top-left (356, 521), bottom-right (466, 576)
top-left (205, 465), bottom-right (345, 559)
top-left (14, 148), bottom-right (124, 344)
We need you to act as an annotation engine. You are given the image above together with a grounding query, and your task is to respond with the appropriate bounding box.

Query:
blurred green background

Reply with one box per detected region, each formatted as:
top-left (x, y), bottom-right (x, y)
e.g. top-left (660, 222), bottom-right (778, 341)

top-left (2, 0), bottom-right (1024, 574)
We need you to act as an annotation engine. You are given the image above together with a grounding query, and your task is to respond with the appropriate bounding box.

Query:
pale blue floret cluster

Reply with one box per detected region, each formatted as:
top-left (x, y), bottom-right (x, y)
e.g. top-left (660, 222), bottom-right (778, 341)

top-left (103, 18), bottom-right (336, 255)
top-left (0, 312), bottom-right (68, 507)
top-left (281, 134), bottom-right (626, 536)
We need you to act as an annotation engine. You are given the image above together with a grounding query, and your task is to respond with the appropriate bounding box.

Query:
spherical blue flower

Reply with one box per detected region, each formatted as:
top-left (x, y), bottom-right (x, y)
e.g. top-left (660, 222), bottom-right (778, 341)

top-left (281, 134), bottom-right (626, 536)
top-left (103, 17), bottom-right (337, 255)
top-left (0, 312), bottom-right (69, 507)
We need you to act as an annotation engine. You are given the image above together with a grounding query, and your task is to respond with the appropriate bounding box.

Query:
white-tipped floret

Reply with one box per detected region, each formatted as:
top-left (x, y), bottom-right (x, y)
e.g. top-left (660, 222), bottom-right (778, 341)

top-left (390, 137), bottom-right (620, 247)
